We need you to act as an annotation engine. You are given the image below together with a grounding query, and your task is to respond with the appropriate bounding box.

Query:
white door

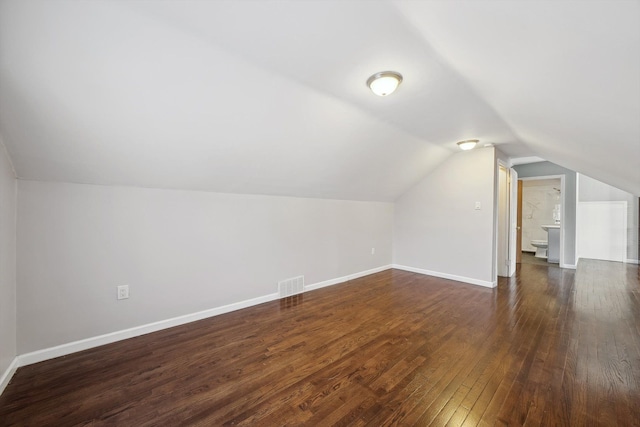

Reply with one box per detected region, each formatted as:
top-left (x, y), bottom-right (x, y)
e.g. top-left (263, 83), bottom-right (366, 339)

top-left (497, 165), bottom-right (514, 277)
top-left (497, 165), bottom-right (518, 278)
top-left (509, 168), bottom-right (518, 274)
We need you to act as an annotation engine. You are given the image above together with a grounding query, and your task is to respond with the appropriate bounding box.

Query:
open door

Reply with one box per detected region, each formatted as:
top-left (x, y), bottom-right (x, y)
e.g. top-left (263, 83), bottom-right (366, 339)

top-left (497, 165), bottom-right (518, 277)
top-left (496, 162), bottom-right (519, 277)
top-left (516, 179), bottom-right (523, 264)
top-left (497, 165), bottom-right (509, 277)
top-left (509, 168), bottom-right (518, 273)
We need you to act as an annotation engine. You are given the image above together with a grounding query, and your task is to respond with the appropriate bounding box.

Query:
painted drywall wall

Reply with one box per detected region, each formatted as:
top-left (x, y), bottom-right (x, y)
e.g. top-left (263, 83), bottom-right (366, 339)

top-left (17, 181), bottom-right (393, 354)
top-left (577, 201), bottom-right (627, 262)
top-left (394, 147), bottom-right (496, 285)
top-left (0, 141), bottom-right (16, 382)
top-left (578, 174), bottom-right (639, 261)
top-left (513, 162), bottom-right (577, 267)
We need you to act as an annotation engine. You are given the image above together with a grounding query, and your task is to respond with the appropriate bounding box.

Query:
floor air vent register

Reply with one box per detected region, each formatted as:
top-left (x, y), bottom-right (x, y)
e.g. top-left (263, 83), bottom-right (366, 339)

top-left (278, 275), bottom-right (305, 298)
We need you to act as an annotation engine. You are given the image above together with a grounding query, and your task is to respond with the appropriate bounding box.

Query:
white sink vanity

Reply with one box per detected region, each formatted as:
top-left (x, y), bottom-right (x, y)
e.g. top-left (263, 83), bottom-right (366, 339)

top-left (541, 225), bottom-right (560, 263)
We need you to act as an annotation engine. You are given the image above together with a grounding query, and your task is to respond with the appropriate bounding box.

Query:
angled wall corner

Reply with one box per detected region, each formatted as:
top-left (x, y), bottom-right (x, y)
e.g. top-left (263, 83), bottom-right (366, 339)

top-left (0, 139), bottom-right (17, 394)
top-left (393, 147), bottom-right (497, 286)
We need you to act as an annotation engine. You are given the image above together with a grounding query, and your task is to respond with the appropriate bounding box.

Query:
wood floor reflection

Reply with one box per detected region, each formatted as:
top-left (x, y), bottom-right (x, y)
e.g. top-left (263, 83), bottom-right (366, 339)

top-left (1, 259), bottom-right (638, 426)
top-left (520, 251), bottom-right (557, 266)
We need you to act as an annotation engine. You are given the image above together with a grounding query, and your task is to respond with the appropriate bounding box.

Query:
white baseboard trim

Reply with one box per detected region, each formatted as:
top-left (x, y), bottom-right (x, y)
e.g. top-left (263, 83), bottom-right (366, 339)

top-left (560, 263), bottom-right (577, 269)
top-left (17, 265), bottom-right (392, 368)
top-left (392, 264), bottom-right (496, 288)
top-left (625, 258), bottom-right (639, 264)
top-left (0, 357), bottom-right (19, 396)
top-left (304, 264), bottom-right (392, 292)
top-left (18, 292), bottom-right (280, 367)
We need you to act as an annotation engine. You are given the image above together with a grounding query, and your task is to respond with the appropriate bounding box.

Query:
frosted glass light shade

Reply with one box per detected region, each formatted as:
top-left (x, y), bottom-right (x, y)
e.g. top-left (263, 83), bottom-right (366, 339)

top-left (367, 71), bottom-right (403, 96)
top-left (457, 139), bottom-right (479, 150)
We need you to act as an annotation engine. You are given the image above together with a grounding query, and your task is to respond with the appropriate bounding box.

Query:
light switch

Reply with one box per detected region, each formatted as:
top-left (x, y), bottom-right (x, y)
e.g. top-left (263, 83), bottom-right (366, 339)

top-left (475, 202), bottom-right (482, 210)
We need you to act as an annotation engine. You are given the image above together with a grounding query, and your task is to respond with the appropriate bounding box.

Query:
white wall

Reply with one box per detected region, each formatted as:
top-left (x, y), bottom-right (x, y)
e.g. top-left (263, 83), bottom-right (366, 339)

top-left (17, 181), bottom-right (393, 354)
top-left (393, 147), bottom-right (496, 286)
top-left (577, 201), bottom-right (627, 262)
top-left (0, 141), bottom-right (17, 385)
top-left (578, 174), bottom-right (639, 262)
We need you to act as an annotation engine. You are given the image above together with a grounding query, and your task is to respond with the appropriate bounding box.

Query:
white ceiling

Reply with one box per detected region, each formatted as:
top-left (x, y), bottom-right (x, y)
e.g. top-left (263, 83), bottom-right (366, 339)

top-left (0, 0), bottom-right (638, 200)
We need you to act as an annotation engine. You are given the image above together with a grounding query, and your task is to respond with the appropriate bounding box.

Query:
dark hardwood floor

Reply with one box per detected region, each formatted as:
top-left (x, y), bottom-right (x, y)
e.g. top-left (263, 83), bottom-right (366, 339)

top-left (520, 252), bottom-right (556, 267)
top-left (1, 259), bottom-right (639, 426)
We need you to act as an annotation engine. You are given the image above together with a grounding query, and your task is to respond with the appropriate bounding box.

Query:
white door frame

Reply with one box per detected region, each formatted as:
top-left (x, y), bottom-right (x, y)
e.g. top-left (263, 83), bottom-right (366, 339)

top-left (509, 167), bottom-right (518, 274)
top-left (519, 174), bottom-right (566, 267)
top-left (495, 160), bottom-right (519, 279)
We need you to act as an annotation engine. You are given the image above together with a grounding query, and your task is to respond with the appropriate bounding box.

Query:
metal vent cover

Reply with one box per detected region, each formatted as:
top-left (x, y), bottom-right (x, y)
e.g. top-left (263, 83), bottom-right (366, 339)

top-left (278, 275), bottom-right (305, 298)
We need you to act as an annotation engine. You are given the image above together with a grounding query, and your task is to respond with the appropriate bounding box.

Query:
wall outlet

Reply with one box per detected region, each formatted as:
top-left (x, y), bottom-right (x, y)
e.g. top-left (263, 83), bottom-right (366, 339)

top-left (371, 247), bottom-right (375, 255)
top-left (117, 285), bottom-right (129, 300)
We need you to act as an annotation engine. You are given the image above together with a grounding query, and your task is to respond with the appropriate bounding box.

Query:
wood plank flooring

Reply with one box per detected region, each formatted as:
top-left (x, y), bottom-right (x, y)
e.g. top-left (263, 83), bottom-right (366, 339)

top-left (1, 259), bottom-right (639, 426)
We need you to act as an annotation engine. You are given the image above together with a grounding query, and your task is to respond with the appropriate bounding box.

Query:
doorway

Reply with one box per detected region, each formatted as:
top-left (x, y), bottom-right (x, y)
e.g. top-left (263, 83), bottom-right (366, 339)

top-left (518, 176), bottom-right (565, 266)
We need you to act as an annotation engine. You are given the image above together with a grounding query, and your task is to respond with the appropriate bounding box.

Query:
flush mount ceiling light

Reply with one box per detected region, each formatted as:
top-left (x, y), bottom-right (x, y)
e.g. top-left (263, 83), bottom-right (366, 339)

top-left (457, 139), bottom-right (479, 150)
top-left (367, 71), bottom-right (403, 96)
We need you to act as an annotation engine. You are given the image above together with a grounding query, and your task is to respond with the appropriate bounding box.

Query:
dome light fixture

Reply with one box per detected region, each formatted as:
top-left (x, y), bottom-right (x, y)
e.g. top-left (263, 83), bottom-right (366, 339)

top-left (367, 71), bottom-right (403, 96)
top-left (457, 139), bottom-right (479, 150)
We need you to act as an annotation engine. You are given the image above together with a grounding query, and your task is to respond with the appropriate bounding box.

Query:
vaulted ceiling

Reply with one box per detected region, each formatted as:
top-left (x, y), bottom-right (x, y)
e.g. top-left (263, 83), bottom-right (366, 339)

top-left (1, 0), bottom-right (638, 200)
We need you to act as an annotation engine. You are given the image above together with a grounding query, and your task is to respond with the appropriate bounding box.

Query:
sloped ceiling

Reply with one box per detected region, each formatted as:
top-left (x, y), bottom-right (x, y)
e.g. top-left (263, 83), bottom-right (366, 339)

top-left (0, 0), bottom-right (638, 200)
